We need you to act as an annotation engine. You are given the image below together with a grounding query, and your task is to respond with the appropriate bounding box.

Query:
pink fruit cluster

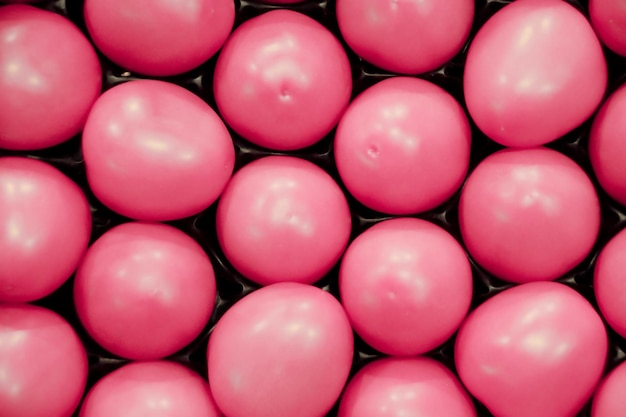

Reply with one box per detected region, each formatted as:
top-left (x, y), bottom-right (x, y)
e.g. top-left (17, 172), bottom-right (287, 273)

top-left (1, 1), bottom-right (626, 417)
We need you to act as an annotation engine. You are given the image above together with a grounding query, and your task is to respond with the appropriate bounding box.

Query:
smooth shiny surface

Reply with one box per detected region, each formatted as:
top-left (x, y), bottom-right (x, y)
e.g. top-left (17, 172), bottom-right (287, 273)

top-left (0, 5), bottom-right (101, 150)
top-left (590, 0), bottom-right (626, 56)
top-left (0, 157), bottom-right (91, 303)
top-left (464, 0), bottom-right (607, 147)
top-left (589, 83), bottom-right (626, 206)
top-left (456, 282), bottom-right (608, 417)
top-left (594, 228), bottom-right (626, 339)
top-left (339, 218), bottom-right (472, 356)
top-left (79, 361), bottom-right (221, 417)
top-left (84, 0), bottom-right (234, 76)
top-left (217, 156), bottom-right (351, 286)
top-left (74, 222), bottom-right (216, 360)
top-left (334, 77), bottom-right (471, 214)
top-left (338, 357), bottom-right (476, 417)
top-left (592, 360), bottom-right (626, 417)
top-left (0, 304), bottom-right (88, 417)
top-left (208, 282), bottom-right (353, 417)
top-left (83, 79), bottom-right (235, 221)
top-left (214, 9), bottom-right (352, 150)
top-left (336, 0), bottom-right (473, 74)
top-left (459, 147), bottom-right (600, 283)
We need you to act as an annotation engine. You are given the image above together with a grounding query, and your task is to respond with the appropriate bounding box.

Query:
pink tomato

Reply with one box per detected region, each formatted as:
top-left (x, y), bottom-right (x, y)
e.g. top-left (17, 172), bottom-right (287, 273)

top-left (456, 282), bottom-right (608, 417)
top-left (0, 5), bottom-right (101, 150)
top-left (0, 304), bottom-right (88, 417)
top-left (459, 147), bottom-right (600, 283)
top-left (207, 282), bottom-right (353, 417)
top-left (338, 357), bottom-right (476, 417)
top-left (464, 0), bottom-right (606, 147)
top-left (334, 77), bottom-right (471, 214)
top-left (74, 222), bottom-right (216, 360)
top-left (217, 156), bottom-right (351, 286)
top-left (82, 80), bottom-right (235, 221)
top-left (214, 9), bottom-right (352, 150)
top-left (84, 0), bottom-right (234, 76)
top-left (0, 157), bottom-right (91, 303)
top-left (80, 361), bottom-right (221, 417)
top-left (590, 0), bottom-right (626, 56)
top-left (592, 361), bottom-right (626, 417)
top-left (589, 83), bottom-right (626, 206)
top-left (339, 217), bottom-right (472, 356)
top-left (594, 227), bottom-right (626, 339)
top-left (337, 0), bottom-right (474, 74)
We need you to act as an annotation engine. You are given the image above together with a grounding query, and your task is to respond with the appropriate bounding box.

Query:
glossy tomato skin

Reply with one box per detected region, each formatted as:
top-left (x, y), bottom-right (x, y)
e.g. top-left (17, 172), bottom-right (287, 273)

top-left (0, 304), bottom-right (88, 417)
top-left (216, 156), bottom-right (351, 286)
top-left (82, 79), bottom-right (235, 221)
top-left (456, 282), bottom-right (608, 417)
top-left (595, 228), bottom-right (626, 339)
top-left (464, 0), bottom-right (606, 147)
top-left (589, 83), bottom-right (626, 207)
top-left (0, 157), bottom-right (91, 303)
top-left (459, 147), bottom-right (600, 284)
top-left (590, 0), bottom-right (626, 56)
top-left (84, 0), bottom-right (235, 76)
top-left (74, 222), bottom-right (216, 360)
top-left (592, 360), bottom-right (626, 417)
top-left (0, 5), bottom-right (101, 150)
top-left (339, 218), bottom-right (472, 356)
top-left (79, 361), bottom-right (221, 417)
top-left (207, 283), bottom-right (353, 417)
top-left (214, 9), bottom-right (352, 151)
top-left (334, 77), bottom-right (471, 215)
top-left (338, 357), bottom-right (476, 417)
top-left (337, 0), bottom-right (474, 74)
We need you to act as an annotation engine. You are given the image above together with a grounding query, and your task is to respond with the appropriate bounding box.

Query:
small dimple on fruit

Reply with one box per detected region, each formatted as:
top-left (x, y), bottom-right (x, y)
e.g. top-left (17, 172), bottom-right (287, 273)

top-left (367, 144), bottom-right (380, 158)
top-left (279, 87), bottom-right (292, 102)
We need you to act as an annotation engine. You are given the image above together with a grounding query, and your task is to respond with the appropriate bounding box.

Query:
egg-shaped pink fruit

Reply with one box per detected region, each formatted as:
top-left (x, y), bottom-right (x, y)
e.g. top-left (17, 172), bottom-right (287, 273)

top-left (464, 0), bottom-right (607, 147)
top-left (0, 5), bottom-right (101, 150)
top-left (336, 0), bottom-right (473, 74)
top-left (208, 282), bottom-right (353, 417)
top-left (338, 357), bottom-right (476, 417)
top-left (0, 304), bottom-right (88, 417)
top-left (74, 222), bottom-right (216, 360)
top-left (589, 83), bottom-right (626, 207)
top-left (459, 147), bottom-right (600, 283)
top-left (84, 0), bottom-right (234, 76)
top-left (214, 9), bottom-right (352, 150)
top-left (456, 282), bottom-right (608, 417)
top-left (83, 79), bottom-right (235, 221)
top-left (79, 361), bottom-right (221, 417)
top-left (0, 157), bottom-right (91, 303)
top-left (217, 156), bottom-right (351, 286)
top-left (340, 218), bottom-right (472, 356)
top-left (594, 227), bottom-right (626, 339)
top-left (334, 77), bottom-right (471, 214)
top-left (592, 361), bottom-right (626, 417)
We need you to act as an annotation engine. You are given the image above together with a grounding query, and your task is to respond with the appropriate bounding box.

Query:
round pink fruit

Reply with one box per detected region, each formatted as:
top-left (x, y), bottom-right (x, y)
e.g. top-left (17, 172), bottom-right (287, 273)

top-left (74, 222), bottom-right (216, 360)
top-left (208, 283), bottom-right (353, 417)
top-left (459, 147), bottom-right (600, 283)
top-left (340, 217), bottom-right (472, 356)
top-left (456, 282), bottom-right (608, 417)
